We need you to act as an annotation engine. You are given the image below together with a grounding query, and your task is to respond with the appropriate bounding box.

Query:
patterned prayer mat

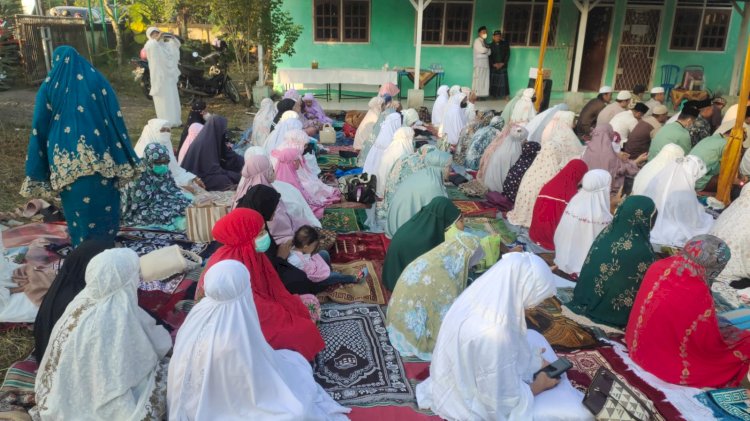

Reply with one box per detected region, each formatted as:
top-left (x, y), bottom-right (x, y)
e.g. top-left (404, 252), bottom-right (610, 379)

top-left (330, 233), bottom-right (389, 263)
top-left (452, 200), bottom-right (497, 218)
top-left (463, 217), bottom-right (517, 244)
top-left (326, 200), bottom-right (369, 210)
top-left (116, 229), bottom-right (217, 258)
top-left (525, 297), bottom-right (599, 351)
top-left (314, 303), bottom-right (415, 407)
top-left (446, 186), bottom-right (474, 201)
top-left (321, 208), bottom-right (368, 233)
top-left (0, 355), bottom-right (37, 417)
top-left (695, 388), bottom-right (750, 420)
top-left (317, 154), bottom-right (359, 172)
top-left (317, 260), bottom-right (387, 305)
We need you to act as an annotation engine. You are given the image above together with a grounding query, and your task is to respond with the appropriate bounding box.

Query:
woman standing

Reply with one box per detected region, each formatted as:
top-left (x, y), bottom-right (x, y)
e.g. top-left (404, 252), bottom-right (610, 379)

top-left (21, 46), bottom-right (140, 246)
top-left (144, 27), bottom-right (181, 126)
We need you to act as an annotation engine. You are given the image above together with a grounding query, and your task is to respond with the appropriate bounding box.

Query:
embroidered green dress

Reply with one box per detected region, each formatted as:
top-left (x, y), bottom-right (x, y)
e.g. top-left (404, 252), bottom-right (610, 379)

top-left (568, 195), bottom-right (657, 328)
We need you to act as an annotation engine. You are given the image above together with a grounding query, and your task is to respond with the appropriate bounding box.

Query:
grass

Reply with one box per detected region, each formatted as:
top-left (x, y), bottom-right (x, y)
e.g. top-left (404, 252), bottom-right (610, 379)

top-left (0, 326), bottom-right (34, 379)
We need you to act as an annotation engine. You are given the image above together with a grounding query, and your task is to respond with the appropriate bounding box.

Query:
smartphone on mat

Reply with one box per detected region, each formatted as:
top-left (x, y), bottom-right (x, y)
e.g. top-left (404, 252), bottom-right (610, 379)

top-left (535, 357), bottom-right (573, 379)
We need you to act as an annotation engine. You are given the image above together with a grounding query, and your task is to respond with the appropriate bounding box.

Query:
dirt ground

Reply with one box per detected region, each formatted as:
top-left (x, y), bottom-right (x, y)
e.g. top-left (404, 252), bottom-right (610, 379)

top-left (0, 72), bottom-right (255, 212)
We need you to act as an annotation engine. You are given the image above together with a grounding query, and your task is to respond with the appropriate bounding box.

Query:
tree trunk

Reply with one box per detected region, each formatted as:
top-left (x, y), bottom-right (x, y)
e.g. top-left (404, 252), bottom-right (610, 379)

top-left (102, 4), bottom-right (123, 65)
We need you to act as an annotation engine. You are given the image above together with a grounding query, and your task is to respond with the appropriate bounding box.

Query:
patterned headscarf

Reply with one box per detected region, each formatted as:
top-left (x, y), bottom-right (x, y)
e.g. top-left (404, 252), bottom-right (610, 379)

top-left (681, 234), bottom-right (731, 281)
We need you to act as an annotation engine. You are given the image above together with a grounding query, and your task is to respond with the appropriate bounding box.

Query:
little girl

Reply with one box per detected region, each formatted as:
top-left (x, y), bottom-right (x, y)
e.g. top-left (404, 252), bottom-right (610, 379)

top-left (287, 226), bottom-right (357, 286)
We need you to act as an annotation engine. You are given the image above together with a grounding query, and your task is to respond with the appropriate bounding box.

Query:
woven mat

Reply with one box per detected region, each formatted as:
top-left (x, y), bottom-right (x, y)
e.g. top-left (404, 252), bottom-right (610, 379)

top-left (317, 260), bottom-right (386, 305)
top-left (313, 303), bottom-right (414, 407)
top-left (0, 355), bottom-right (37, 417)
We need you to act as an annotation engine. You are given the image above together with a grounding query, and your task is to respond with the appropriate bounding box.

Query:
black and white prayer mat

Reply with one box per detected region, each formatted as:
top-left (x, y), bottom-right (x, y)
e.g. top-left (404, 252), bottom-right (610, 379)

top-left (313, 303), bottom-right (415, 407)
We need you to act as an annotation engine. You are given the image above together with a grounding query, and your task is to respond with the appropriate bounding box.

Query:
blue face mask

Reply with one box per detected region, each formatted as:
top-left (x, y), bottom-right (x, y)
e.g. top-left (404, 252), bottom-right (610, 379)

top-left (152, 164), bottom-right (169, 175)
top-left (255, 232), bottom-right (272, 253)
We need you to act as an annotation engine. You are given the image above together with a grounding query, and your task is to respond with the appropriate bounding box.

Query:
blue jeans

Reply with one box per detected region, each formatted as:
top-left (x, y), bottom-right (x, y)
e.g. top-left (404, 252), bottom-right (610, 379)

top-left (317, 250), bottom-right (357, 286)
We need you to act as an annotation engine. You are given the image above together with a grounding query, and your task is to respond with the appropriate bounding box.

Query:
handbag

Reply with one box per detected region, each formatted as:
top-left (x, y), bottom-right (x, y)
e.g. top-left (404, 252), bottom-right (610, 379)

top-left (140, 245), bottom-right (202, 282)
top-left (583, 367), bottom-right (655, 421)
top-left (186, 203), bottom-right (229, 243)
top-left (338, 173), bottom-right (377, 204)
top-left (320, 123), bottom-right (336, 145)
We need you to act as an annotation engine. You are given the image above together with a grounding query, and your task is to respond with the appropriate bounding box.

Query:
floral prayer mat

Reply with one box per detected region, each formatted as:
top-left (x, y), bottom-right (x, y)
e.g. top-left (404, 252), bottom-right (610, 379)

top-left (321, 208), bottom-right (367, 233)
top-left (116, 229), bottom-right (217, 258)
top-left (317, 260), bottom-right (387, 305)
top-left (330, 233), bottom-right (389, 263)
top-left (0, 355), bottom-right (37, 417)
top-left (314, 303), bottom-right (415, 407)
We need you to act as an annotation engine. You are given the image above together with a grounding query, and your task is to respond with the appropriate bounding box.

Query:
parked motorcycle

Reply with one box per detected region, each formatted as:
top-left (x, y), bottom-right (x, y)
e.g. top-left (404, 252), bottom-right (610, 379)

top-left (131, 40), bottom-right (240, 104)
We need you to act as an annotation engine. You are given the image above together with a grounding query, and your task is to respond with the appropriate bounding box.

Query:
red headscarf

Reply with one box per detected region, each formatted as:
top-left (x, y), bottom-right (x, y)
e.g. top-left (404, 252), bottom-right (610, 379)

top-left (528, 159), bottom-right (588, 250)
top-left (196, 208), bottom-right (324, 360)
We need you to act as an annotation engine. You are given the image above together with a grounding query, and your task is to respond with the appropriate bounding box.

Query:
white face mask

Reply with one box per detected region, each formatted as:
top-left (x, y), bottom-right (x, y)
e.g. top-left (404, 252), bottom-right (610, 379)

top-left (480, 33), bottom-right (487, 40)
top-left (203, 112), bottom-right (212, 120)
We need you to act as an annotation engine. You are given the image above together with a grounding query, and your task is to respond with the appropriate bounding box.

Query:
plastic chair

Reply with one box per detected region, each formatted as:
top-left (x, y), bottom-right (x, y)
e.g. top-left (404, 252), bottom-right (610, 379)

top-left (660, 65), bottom-right (680, 105)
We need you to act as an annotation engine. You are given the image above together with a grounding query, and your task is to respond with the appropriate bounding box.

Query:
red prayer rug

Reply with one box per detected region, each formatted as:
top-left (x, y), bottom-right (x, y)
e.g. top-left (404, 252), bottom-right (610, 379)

top-left (452, 200), bottom-right (498, 218)
top-left (330, 233), bottom-right (390, 263)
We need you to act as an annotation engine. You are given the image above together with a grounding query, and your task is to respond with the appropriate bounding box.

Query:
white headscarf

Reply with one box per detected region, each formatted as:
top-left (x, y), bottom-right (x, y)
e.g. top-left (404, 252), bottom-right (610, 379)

top-left (554, 170), bottom-right (613, 275)
top-left (167, 260), bottom-right (350, 421)
top-left (482, 124), bottom-right (525, 193)
top-left (644, 155), bottom-right (714, 247)
top-left (363, 112), bottom-right (402, 176)
top-left (354, 96), bottom-right (384, 150)
top-left (264, 111), bottom-right (303, 153)
top-left (631, 143), bottom-right (685, 195)
top-left (35, 248), bottom-right (171, 421)
top-left (252, 98), bottom-right (276, 146)
top-left (440, 93), bottom-right (468, 146)
top-left (134, 118), bottom-right (196, 186)
top-left (525, 103), bottom-right (569, 143)
top-left (509, 88), bottom-right (537, 125)
top-left (401, 108), bottom-right (420, 128)
top-left (711, 183), bottom-right (750, 282)
top-left (449, 85), bottom-right (461, 97)
top-left (144, 27), bottom-right (179, 97)
top-left (416, 253), bottom-right (557, 420)
top-left (542, 110), bottom-right (583, 158)
top-left (376, 127), bottom-right (415, 197)
top-left (432, 85), bottom-right (450, 126)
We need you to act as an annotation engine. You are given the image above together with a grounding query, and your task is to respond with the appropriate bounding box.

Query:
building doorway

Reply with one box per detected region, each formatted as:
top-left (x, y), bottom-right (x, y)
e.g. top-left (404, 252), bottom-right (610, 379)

top-left (576, 6), bottom-right (613, 92)
top-left (614, 6), bottom-right (662, 91)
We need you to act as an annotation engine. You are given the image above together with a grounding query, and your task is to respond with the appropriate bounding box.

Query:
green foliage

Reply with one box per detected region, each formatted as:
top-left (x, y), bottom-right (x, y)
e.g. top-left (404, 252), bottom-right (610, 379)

top-left (259, 0), bottom-right (302, 81)
top-left (0, 0), bottom-right (22, 90)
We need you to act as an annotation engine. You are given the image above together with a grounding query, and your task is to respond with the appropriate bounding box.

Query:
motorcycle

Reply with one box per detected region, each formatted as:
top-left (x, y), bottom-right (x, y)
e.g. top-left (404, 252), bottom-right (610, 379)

top-left (131, 40), bottom-right (241, 104)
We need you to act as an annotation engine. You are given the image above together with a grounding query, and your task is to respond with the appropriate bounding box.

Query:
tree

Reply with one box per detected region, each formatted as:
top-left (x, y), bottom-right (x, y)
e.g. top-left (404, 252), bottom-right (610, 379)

top-left (0, 0), bottom-right (22, 90)
top-left (256, 0), bottom-right (302, 83)
top-left (164, 0), bottom-right (210, 38)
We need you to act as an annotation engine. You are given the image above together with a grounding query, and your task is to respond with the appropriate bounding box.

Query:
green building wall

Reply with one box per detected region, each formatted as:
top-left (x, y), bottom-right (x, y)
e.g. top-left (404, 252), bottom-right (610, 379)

top-left (280, 0), bottom-right (745, 96)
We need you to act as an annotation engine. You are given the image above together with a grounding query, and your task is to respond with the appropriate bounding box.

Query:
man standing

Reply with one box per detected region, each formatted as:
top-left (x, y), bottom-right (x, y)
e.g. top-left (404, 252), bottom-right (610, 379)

top-left (624, 104), bottom-right (669, 157)
top-left (597, 90), bottom-right (632, 127)
top-left (610, 102), bottom-right (649, 145)
top-left (472, 26), bottom-right (491, 98)
top-left (144, 27), bottom-right (182, 127)
top-left (688, 99), bottom-right (714, 147)
top-left (488, 30), bottom-right (510, 99)
top-left (644, 87), bottom-right (665, 117)
top-left (575, 86), bottom-right (612, 139)
top-left (648, 105), bottom-right (698, 159)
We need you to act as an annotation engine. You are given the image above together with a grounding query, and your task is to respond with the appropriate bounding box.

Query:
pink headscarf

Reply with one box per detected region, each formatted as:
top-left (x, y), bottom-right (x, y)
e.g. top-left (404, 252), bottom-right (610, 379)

top-left (272, 147), bottom-right (325, 217)
top-left (378, 82), bottom-right (400, 97)
top-left (177, 123), bottom-right (204, 164)
top-left (231, 154), bottom-right (274, 210)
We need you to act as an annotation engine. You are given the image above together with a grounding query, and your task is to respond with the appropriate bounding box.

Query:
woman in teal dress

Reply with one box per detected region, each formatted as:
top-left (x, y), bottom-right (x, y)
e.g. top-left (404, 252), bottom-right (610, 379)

top-left (568, 195), bottom-right (657, 328)
top-left (21, 46), bottom-right (140, 246)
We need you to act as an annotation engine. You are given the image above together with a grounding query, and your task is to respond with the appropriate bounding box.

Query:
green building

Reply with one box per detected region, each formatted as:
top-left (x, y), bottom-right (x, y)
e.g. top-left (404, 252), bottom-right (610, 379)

top-left (279, 0), bottom-right (749, 99)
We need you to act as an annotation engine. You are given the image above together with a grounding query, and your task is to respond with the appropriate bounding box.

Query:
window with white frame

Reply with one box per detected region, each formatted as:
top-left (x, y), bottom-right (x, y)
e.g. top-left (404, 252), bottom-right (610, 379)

top-left (418, 0), bottom-right (474, 46)
top-left (670, 0), bottom-right (732, 51)
top-left (314, 0), bottom-right (370, 43)
top-left (503, 0), bottom-right (559, 47)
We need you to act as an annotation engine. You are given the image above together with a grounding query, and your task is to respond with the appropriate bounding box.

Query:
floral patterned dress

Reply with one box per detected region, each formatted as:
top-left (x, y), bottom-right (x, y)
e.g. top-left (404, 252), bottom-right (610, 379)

top-left (386, 231), bottom-right (481, 361)
top-left (376, 145), bottom-right (436, 221)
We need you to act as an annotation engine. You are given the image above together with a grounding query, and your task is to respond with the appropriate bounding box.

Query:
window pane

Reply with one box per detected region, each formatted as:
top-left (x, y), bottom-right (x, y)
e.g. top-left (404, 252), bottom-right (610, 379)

top-left (343, 0), bottom-right (369, 42)
top-left (444, 3), bottom-right (473, 45)
top-left (529, 4), bottom-right (558, 46)
top-left (699, 9), bottom-right (730, 51)
top-left (503, 4), bottom-right (531, 46)
top-left (421, 3), bottom-right (444, 44)
top-left (314, 0), bottom-right (340, 42)
top-left (670, 8), bottom-right (701, 50)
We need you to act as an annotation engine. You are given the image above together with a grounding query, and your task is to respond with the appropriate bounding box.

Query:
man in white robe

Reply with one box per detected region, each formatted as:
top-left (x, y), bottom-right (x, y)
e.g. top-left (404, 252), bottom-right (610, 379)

top-left (144, 27), bottom-right (182, 127)
top-left (472, 26), bottom-right (491, 98)
top-left (644, 86), bottom-right (665, 117)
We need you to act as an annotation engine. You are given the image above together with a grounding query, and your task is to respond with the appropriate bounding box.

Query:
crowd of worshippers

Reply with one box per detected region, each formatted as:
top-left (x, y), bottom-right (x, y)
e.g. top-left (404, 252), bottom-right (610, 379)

top-left (14, 44), bottom-right (750, 420)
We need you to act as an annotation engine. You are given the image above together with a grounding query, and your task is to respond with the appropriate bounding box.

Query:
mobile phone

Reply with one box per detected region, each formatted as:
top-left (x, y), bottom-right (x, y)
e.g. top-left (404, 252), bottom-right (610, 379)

top-left (536, 357), bottom-right (573, 379)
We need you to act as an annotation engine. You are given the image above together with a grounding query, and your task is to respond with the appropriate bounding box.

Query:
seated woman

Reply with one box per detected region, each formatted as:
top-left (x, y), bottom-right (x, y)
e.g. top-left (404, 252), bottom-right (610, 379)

top-left (376, 127), bottom-right (415, 197)
top-left (180, 116), bottom-right (244, 191)
top-left (501, 141), bottom-right (542, 203)
top-left (195, 209), bottom-right (324, 361)
top-left (440, 93), bottom-right (468, 147)
top-left (476, 124), bottom-right (526, 193)
top-left (177, 122), bottom-right (203, 164)
top-left (710, 184), bottom-right (750, 282)
top-left (386, 230), bottom-right (482, 360)
top-left (377, 145), bottom-right (437, 221)
top-left (465, 115), bottom-right (506, 171)
top-left (416, 253), bottom-right (593, 421)
top-left (33, 239), bottom-right (113, 362)
top-left (168, 260), bottom-right (351, 421)
top-left (34, 249), bottom-right (171, 420)
top-left (283, 130), bottom-right (340, 207)
top-left (383, 197), bottom-right (460, 290)
top-left (177, 100), bottom-right (206, 159)
top-left (554, 169), bottom-right (613, 276)
top-left (354, 96), bottom-right (385, 150)
top-left (359, 97), bottom-right (398, 167)
top-left (386, 149), bottom-right (452, 238)
top-left (528, 159), bottom-right (589, 250)
top-left (453, 110), bottom-right (494, 166)
top-left (582, 124), bottom-right (647, 194)
top-left (134, 118), bottom-right (201, 189)
top-left (642, 155), bottom-right (714, 247)
top-left (273, 147), bottom-right (326, 218)
top-left (362, 112), bottom-right (402, 176)
top-left (121, 143), bottom-right (192, 230)
top-left (301, 93), bottom-right (332, 131)
top-left (251, 97), bottom-right (276, 147)
top-left (631, 143), bottom-right (684, 195)
top-left (264, 110), bottom-right (304, 153)
top-left (626, 235), bottom-right (750, 388)
top-left (569, 195), bottom-right (656, 328)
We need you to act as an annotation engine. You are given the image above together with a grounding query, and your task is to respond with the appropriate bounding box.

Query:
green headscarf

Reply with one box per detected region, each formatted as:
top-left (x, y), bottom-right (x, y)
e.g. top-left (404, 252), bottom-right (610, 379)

top-left (569, 195), bottom-right (657, 328)
top-left (383, 196), bottom-right (460, 290)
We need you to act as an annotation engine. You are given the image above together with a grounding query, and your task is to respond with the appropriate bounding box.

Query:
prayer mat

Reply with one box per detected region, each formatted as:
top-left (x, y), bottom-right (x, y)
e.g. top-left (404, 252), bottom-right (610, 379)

top-left (1, 223), bottom-right (69, 249)
top-left (330, 233), bottom-right (389, 263)
top-left (138, 276), bottom-right (194, 323)
top-left (116, 229), bottom-right (218, 258)
top-left (317, 260), bottom-right (387, 305)
top-left (452, 200), bottom-right (497, 218)
top-left (0, 355), bottom-right (37, 417)
top-left (446, 186), bottom-right (474, 201)
top-left (317, 154), bottom-right (359, 172)
top-left (313, 303), bottom-right (415, 407)
top-left (321, 208), bottom-right (367, 233)
top-left (324, 145), bottom-right (356, 154)
top-left (720, 308), bottom-right (750, 330)
top-left (463, 217), bottom-right (517, 244)
top-left (326, 200), bottom-right (369, 210)
top-left (525, 297), bottom-right (599, 351)
top-left (138, 272), bottom-right (186, 295)
top-left (695, 388), bottom-right (750, 420)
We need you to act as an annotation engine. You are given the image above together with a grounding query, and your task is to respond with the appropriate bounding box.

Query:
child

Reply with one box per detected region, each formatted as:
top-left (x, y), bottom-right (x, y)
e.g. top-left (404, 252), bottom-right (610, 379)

top-left (288, 226), bottom-right (357, 286)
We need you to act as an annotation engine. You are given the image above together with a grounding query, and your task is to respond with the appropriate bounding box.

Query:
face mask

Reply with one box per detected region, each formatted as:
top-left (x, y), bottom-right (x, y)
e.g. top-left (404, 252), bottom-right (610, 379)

top-left (203, 112), bottom-right (212, 120)
top-left (152, 164), bottom-right (169, 175)
top-left (255, 232), bottom-right (271, 253)
top-left (480, 33), bottom-right (487, 39)
top-left (445, 224), bottom-right (461, 242)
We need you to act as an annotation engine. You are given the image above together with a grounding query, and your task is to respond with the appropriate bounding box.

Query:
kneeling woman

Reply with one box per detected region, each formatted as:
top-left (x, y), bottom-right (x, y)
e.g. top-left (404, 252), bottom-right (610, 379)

top-left (416, 253), bottom-right (593, 421)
